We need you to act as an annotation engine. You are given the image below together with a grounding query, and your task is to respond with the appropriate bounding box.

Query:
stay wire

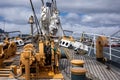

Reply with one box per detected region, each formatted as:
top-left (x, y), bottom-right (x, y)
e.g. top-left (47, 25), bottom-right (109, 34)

top-left (29, 0), bottom-right (43, 35)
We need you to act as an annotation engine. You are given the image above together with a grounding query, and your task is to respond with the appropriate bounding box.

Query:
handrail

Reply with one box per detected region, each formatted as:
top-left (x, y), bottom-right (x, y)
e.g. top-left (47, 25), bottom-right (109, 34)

top-left (104, 52), bottom-right (120, 59)
top-left (111, 48), bottom-right (120, 53)
top-left (75, 32), bottom-right (120, 62)
top-left (73, 32), bottom-right (120, 39)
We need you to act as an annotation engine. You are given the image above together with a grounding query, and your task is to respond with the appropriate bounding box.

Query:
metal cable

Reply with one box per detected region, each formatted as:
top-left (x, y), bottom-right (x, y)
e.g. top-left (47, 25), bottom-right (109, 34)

top-left (29, 0), bottom-right (43, 35)
top-left (41, 0), bottom-right (44, 6)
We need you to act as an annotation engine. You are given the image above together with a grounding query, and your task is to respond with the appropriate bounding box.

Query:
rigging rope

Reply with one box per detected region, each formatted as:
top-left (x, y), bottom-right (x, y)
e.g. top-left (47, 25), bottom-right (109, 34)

top-left (29, 0), bottom-right (43, 35)
top-left (41, 0), bottom-right (44, 6)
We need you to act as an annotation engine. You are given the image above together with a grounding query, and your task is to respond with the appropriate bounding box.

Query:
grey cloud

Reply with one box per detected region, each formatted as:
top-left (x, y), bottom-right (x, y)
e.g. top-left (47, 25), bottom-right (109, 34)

top-left (0, 22), bottom-right (30, 34)
top-left (0, 0), bottom-right (120, 35)
top-left (0, 1), bottom-right (42, 25)
top-left (62, 23), bottom-right (120, 36)
top-left (57, 0), bottom-right (120, 13)
top-left (0, 0), bottom-right (41, 8)
top-left (61, 12), bottom-right (120, 28)
top-left (60, 12), bottom-right (120, 35)
top-left (0, 7), bottom-right (32, 24)
top-left (81, 13), bottom-right (120, 25)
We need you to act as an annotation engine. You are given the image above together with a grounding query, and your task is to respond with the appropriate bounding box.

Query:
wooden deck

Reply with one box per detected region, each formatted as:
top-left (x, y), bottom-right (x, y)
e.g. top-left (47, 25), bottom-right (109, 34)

top-left (59, 47), bottom-right (120, 80)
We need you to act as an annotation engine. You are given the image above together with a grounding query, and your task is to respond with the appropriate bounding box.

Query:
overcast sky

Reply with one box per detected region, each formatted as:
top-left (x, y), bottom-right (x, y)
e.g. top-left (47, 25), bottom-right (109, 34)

top-left (0, 0), bottom-right (120, 36)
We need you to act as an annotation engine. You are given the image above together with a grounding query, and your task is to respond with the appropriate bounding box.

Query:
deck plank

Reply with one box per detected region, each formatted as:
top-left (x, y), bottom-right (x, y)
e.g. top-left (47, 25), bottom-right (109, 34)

top-left (60, 47), bottom-right (120, 80)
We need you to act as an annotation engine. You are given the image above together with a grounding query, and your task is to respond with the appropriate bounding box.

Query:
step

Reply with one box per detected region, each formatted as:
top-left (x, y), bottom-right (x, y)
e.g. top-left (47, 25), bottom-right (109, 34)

top-left (0, 74), bottom-right (10, 77)
top-left (0, 69), bottom-right (10, 71)
top-left (0, 71), bottom-right (10, 74)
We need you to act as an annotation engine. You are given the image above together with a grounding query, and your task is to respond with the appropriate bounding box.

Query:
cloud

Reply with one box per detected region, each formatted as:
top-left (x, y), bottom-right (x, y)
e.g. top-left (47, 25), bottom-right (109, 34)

top-left (60, 12), bottom-right (120, 35)
top-left (81, 13), bottom-right (120, 26)
top-left (61, 12), bottom-right (120, 27)
top-left (0, 7), bottom-right (32, 24)
top-left (0, 22), bottom-right (30, 34)
top-left (57, 0), bottom-right (120, 13)
top-left (0, 0), bottom-right (41, 8)
top-left (0, 0), bottom-right (120, 35)
top-left (81, 15), bottom-right (92, 22)
top-left (62, 23), bottom-right (120, 36)
top-left (60, 13), bottom-right (81, 24)
top-left (66, 13), bottom-right (80, 20)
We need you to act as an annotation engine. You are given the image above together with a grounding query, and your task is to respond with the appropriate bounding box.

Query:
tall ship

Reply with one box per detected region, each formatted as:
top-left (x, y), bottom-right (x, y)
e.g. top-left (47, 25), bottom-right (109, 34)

top-left (0, 0), bottom-right (120, 80)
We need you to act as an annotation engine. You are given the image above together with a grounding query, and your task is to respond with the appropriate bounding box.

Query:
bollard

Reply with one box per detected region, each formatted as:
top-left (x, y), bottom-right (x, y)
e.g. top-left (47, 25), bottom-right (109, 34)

top-left (71, 60), bottom-right (85, 67)
top-left (71, 67), bottom-right (87, 80)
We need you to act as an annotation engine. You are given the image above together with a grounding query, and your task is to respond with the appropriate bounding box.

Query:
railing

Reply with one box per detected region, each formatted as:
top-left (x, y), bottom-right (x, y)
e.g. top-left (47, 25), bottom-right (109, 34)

top-left (73, 32), bottom-right (120, 63)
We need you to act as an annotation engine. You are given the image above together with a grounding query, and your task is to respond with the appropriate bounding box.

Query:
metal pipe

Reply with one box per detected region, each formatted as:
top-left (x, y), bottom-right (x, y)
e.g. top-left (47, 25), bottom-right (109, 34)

top-left (31, 23), bottom-right (33, 43)
top-left (109, 37), bottom-right (112, 61)
top-left (111, 48), bottom-right (120, 53)
top-left (93, 34), bottom-right (96, 55)
top-left (104, 52), bottom-right (120, 59)
top-left (25, 58), bottom-right (30, 80)
top-left (29, 16), bottom-right (34, 43)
